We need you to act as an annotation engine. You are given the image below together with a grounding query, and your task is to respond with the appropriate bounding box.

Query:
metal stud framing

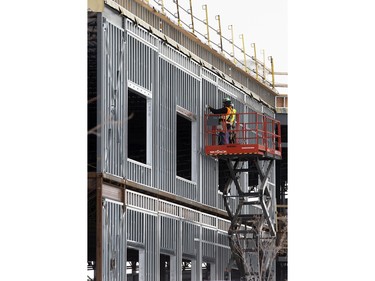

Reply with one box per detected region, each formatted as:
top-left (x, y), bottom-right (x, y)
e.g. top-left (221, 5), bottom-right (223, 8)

top-left (94, 5), bottom-right (279, 281)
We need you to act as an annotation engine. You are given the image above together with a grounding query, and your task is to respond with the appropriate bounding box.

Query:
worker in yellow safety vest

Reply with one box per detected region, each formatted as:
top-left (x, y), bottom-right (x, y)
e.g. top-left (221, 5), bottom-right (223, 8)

top-left (228, 103), bottom-right (237, 143)
top-left (208, 97), bottom-right (232, 144)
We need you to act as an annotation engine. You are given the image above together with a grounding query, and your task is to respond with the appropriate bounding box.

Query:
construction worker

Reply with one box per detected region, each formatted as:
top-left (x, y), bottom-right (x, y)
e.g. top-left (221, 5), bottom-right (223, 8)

top-left (208, 97), bottom-right (232, 144)
top-left (229, 103), bottom-right (237, 143)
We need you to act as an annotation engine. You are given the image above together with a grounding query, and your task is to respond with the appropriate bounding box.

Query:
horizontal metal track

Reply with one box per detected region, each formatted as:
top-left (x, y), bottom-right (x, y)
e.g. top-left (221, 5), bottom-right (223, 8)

top-left (89, 172), bottom-right (229, 219)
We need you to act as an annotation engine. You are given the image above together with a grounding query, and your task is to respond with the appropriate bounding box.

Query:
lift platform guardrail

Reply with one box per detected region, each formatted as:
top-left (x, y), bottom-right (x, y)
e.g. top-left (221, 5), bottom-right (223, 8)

top-left (204, 112), bottom-right (282, 159)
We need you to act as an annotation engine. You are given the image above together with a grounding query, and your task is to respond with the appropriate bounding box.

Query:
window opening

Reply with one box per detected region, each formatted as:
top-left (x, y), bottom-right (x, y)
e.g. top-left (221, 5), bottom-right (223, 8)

top-left (128, 90), bottom-right (147, 164)
top-left (202, 262), bottom-right (211, 280)
top-left (218, 159), bottom-right (230, 192)
top-left (127, 248), bottom-right (139, 281)
top-left (231, 268), bottom-right (241, 280)
top-left (160, 254), bottom-right (171, 281)
top-left (182, 259), bottom-right (192, 281)
top-left (177, 114), bottom-right (192, 180)
top-left (248, 159), bottom-right (259, 189)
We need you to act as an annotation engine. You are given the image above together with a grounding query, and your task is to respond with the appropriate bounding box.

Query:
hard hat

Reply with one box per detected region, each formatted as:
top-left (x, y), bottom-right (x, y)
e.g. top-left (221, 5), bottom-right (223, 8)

top-left (222, 97), bottom-right (231, 106)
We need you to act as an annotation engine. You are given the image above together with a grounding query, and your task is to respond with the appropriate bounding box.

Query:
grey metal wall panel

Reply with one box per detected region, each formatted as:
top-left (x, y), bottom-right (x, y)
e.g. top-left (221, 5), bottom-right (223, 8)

top-left (127, 35), bottom-right (152, 91)
top-left (101, 18), bottom-right (126, 177)
top-left (159, 43), bottom-right (200, 77)
top-left (217, 232), bottom-right (231, 280)
top-left (145, 214), bottom-right (158, 281)
top-left (102, 200), bottom-right (126, 281)
top-left (201, 79), bottom-right (219, 207)
top-left (202, 227), bottom-right (216, 260)
top-left (175, 68), bottom-right (200, 114)
top-left (126, 209), bottom-right (144, 244)
top-left (160, 215), bottom-right (178, 253)
top-left (176, 176), bottom-right (198, 201)
top-left (182, 221), bottom-right (199, 257)
top-left (218, 78), bottom-right (245, 104)
top-left (155, 58), bottom-right (177, 193)
top-left (263, 105), bottom-right (275, 118)
top-left (126, 159), bottom-right (152, 186)
top-left (125, 18), bottom-right (159, 47)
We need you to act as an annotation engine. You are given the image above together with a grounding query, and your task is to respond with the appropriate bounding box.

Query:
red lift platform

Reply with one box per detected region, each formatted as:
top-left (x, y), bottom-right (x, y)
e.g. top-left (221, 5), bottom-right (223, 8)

top-left (204, 112), bottom-right (282, 160)
top-left (204, 111), bottom-right (282, 280)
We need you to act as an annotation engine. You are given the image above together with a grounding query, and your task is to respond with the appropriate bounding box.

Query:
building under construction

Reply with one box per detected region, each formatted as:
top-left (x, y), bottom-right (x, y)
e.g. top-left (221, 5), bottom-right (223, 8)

top-left (88, 0), bottom-right (288, 280)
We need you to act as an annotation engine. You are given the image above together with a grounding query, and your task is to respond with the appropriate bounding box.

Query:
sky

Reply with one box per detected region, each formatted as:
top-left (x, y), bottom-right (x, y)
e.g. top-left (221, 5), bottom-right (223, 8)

top-left (152, 0), bottom-right (288, 91)
top-left (1, 0), bottom-right (375, 280)
top-left (160, 0), bottom-right (288, 72)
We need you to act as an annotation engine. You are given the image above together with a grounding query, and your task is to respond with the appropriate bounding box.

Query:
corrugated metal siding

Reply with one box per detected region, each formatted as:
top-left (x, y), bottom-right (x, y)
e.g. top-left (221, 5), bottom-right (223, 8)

top-left (125, 18), bottom-right (158, 47)
top-left (156, 58), bottom-right (177, 193)
top-left (127, 34), bottom-right (152, 91)
top-left (202, 227), bottom-right (216, 260)
top-left (101, 18), bottom-right (126, 177)
top-left (160, 215), bottom-right (178, 253)
top-left (159, 43), bottom-right (200, 77)
top-left (102, 200), bottom-right (126, 281)
top-left (201, 79), bottom-right (219, 207)
top-left (144, 214), bottom-right (158, 281)
top-left (217, 232), bottom-right (231, 280)
top-left (175, 67), bottom-right (200, 113)
top-left (126, 209), bottom-right (144, 244)
top-left (182, 221), bottom-right (199, 257)
top-left (127, 159), bottom-right (152, 186)
top-left (176, 176), bottom-right (198, 201)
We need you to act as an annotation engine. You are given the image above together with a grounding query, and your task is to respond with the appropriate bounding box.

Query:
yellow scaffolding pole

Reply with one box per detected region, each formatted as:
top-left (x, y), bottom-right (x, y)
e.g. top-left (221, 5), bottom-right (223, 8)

top-left (261, 49), bottom-right (266, 81)
top-left (215, 15), bottom-right (223, 53)
top-left (251, 43), bottom-right (258, 80)
top-left (228, 25), bottom-right (236, 64)
top-left (268, 56), bottom-right (275, 88)
top-left (188, 0), bottom-right (195, 34)
top-left (160, 0), bottom-right (165, 14)
top-left (202, 5), bottom-right (210, 46)
top-left (174, 0), bottom-right (182, 27)
top-left (239, 34), bottom-right (247, 73)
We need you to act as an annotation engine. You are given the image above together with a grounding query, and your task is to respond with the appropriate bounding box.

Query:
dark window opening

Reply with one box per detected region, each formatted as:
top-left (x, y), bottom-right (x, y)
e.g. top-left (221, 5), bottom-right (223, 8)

top-left (182, 259), bottom-right (192, 281)
top-left (230, 268), bottom-right (241, 281)
top-left (248, 159), bottom-right (259, 189)
top-left (202, 262), bottom-right (211, 280)
top-left (160, 254), bottom-right (170, 281)
top-left (177, 114), bottom-right (192, 180)
top-left (218, 159), bottom-right (230, 193)
top-left (281, 124), bottom-right (288, 143)
top-left (127, 248), bottom-right (139, 281)
top-left (128, 90), bottom-right (147, 164)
